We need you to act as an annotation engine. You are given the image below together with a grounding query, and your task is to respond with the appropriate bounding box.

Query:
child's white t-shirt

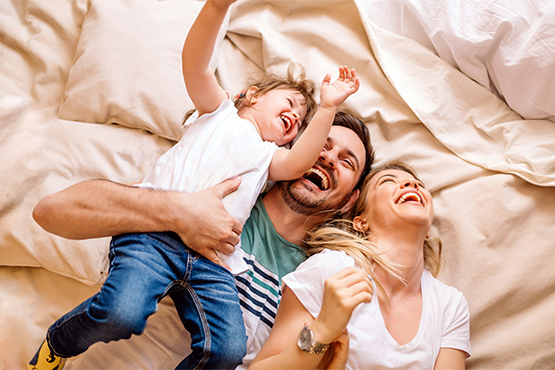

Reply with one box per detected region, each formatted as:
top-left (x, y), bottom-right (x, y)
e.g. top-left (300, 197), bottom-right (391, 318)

top-left (283, 249), bottom-right (471, 369)
top-left (139, 97), bottom-right (279, 274)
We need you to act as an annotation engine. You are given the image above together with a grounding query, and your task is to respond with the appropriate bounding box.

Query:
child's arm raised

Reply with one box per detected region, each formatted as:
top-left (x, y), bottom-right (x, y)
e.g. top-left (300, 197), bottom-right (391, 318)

top-left (182, 0), bottom-right (236, 115)
top-left (268, 66), bottom-right (360, 181)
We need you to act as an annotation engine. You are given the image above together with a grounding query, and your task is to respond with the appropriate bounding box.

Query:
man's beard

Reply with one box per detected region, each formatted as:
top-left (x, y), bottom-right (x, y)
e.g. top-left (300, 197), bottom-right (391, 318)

top-left (276, 176), bottom-right (346, 217)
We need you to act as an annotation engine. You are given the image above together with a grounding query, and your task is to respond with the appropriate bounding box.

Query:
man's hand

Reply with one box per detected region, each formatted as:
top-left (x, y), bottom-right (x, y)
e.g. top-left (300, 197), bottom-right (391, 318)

top-left (33, 177), bottom-right (242, 271)
top-left (175, 177), bottom-right (243, 270)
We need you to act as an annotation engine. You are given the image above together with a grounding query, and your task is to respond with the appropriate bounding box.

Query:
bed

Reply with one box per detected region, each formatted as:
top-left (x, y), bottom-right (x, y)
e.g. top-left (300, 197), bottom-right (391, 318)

top-left (1, 0), bottom-right (554, 368)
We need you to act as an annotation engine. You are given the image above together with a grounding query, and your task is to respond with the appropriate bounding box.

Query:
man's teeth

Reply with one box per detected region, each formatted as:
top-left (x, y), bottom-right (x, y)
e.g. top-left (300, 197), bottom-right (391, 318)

top-left (305, 168), bottom-right (329, 190)
top-left (396, 192), bottom-right (421, 204)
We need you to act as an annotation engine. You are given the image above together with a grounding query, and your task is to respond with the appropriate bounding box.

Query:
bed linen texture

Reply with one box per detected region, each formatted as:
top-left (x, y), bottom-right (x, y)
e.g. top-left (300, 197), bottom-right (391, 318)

top-left (1, 0), bottom-right (554, 368)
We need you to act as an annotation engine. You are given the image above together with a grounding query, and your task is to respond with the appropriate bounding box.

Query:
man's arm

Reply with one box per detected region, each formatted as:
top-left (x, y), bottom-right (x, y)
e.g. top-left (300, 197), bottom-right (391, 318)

top-left (33, 178), bottom-right (242, 264)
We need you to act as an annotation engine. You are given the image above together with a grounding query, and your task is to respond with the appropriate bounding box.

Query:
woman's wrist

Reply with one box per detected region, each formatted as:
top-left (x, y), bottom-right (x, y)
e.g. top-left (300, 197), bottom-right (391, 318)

top-left (308, 319), bottom-right (336, 345)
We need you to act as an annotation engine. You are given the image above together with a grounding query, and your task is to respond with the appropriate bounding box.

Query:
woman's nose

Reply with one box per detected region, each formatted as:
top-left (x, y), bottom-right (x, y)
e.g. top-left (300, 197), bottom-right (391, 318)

top-left (402, 178), bottom-right (419, 189)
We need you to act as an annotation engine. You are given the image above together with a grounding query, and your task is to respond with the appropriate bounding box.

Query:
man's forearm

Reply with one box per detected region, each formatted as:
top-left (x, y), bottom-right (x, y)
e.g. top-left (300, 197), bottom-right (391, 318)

top-left (32, 177), bottom-right (243, 265)
top-left (32, 179), bottom-right (170, 239)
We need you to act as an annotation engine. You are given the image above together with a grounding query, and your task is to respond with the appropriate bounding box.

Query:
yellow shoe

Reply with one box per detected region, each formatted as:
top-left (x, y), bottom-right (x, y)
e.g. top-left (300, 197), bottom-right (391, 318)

top-left (28, 340), bottom-right (67, 370)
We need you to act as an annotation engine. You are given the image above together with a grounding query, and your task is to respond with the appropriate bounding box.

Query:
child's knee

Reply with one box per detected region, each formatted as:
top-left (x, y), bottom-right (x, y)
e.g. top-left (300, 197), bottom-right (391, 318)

top-left (90, 301), bottom-right (148, 337)
top-left (108, 311), bottom-right (147, 337)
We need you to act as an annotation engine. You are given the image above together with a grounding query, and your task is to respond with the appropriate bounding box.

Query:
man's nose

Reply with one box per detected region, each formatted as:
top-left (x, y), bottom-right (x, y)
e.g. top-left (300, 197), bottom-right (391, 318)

top-left (318, 151), bottom-right (336, 168)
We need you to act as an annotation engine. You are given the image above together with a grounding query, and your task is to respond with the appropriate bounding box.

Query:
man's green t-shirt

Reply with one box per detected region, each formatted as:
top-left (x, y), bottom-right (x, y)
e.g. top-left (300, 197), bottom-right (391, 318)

top-left (235, 197), bottom-right (308, 367)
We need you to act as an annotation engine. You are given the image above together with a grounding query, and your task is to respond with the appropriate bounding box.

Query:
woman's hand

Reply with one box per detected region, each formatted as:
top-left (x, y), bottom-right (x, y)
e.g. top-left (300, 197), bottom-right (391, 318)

top-left (318, 331), bottom-right (349, 370)
top-left (309, 267), bottom-right (373, 345)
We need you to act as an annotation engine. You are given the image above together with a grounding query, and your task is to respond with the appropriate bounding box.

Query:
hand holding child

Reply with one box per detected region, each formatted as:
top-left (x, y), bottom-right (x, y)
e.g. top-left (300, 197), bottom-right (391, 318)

top-left (319, 66), bottom-right (360, 110)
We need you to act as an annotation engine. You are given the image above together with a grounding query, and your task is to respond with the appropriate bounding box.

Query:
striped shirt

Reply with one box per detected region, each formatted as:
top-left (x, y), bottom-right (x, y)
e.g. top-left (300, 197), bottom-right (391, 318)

top-left (235, 197), bottom-right (308, 369)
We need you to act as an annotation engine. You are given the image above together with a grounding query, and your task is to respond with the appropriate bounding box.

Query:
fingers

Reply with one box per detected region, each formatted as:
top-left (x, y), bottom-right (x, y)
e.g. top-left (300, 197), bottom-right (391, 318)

top-left (333, 65), bottom-right (360, 95)
top-left (339, 65), bottom-right (350, 80)
top-left (214, 176), bottom-right (242, 199)
top-left (181, 238), bottom-right (232, 271)
top-left (224, 227), bottom-right (241, 248)
top-left (315, 267), bottom-right (373, 342)
top-left (350, 68), bottom-right (360, 92)
top-left (321, 73), bottom-right (332, 87)
top-left (205, 249), bottom-right (232, 271)
top-left (212, 176), bottom-right (243, 236)
top-left (326, 267), bottom-right (373, 305)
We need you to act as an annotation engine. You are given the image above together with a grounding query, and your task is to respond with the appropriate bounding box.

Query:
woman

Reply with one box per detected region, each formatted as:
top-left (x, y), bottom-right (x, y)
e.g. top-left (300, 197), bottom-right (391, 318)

top-left (249, 162), bottom-right (471, 369)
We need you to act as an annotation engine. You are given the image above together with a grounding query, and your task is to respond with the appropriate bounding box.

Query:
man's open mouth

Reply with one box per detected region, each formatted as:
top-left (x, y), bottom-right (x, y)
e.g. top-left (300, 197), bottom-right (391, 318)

top-left (303, 168), bottom-right (329, 190)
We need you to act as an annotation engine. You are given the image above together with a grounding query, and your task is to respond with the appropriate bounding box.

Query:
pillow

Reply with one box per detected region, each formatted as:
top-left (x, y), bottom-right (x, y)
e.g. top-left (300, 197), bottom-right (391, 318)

top-left (355, 0), bottom-right (555, 122)
top-left (57, 0), bottom-right (228, 141)
top-left (1, 116), bottom-right (174, 286)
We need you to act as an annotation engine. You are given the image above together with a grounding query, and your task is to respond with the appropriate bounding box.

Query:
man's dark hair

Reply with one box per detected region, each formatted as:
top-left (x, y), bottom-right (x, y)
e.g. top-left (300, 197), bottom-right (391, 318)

top-left (332, 111), bottom-right (375, 191)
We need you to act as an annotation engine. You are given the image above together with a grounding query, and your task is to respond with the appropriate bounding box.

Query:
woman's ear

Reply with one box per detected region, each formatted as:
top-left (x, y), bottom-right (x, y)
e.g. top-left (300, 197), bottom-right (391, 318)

top-left (353, 215), bottom-right (368, 232)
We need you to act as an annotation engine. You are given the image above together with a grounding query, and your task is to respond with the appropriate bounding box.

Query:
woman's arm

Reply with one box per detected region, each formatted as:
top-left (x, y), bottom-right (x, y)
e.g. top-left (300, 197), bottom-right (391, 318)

top-left (434, 348), bottom-right (466, 370)
top-left (250, 267), bottom-right (372, 369)
top-left (249, 286), bottom-right (324, 370)
top-left (32, 178), bottom-right (242, 266)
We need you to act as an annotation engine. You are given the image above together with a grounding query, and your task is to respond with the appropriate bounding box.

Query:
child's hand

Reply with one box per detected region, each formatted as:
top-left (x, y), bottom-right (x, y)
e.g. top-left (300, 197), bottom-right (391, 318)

top-left (319, 66), bottom-right (360, 110)
top-left (208, 0), bottom-right (237, 10)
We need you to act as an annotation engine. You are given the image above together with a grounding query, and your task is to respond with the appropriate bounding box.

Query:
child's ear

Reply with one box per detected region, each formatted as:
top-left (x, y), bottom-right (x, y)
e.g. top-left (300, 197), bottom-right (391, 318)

top-left (246, 86), bottom-right (259, 104)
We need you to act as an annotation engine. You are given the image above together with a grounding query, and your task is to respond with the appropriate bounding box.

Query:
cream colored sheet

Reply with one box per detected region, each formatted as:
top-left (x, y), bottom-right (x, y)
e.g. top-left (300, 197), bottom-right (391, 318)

top-left (1, 0), bottom-right (554, 368)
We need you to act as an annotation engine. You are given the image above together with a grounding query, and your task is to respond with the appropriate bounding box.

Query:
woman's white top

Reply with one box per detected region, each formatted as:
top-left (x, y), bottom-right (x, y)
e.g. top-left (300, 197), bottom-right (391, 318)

top-left (283, 249), bottom-right (471, 369)
top-left (139, 97), bottom-right (279, 274)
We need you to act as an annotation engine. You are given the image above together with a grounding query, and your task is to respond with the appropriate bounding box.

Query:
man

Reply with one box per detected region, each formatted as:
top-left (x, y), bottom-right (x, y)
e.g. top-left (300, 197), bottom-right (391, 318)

top-left (33, 112), bottom-right (374, 368)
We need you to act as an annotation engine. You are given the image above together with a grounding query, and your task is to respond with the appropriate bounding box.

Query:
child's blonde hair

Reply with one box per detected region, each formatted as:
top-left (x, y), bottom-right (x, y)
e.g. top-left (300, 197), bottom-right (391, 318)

top-left (234, 62), bottom-right (317, 131)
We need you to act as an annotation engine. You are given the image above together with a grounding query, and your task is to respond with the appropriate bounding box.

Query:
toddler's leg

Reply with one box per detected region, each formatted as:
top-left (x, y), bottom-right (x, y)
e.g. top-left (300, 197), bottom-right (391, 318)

top-left (37, 233), bottom-right (176, 358)
top-left (172, 253), bottom-right (247, 370)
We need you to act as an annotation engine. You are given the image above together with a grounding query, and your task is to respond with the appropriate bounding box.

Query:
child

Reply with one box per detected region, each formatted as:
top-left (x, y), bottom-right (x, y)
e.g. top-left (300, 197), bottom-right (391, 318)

top-left (28, 0), bottom-right (360, 369)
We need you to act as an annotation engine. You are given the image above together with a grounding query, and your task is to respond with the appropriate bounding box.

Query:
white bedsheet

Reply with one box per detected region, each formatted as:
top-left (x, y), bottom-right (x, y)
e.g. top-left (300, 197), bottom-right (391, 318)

top-left (1, 0), bottom-right (554, 368)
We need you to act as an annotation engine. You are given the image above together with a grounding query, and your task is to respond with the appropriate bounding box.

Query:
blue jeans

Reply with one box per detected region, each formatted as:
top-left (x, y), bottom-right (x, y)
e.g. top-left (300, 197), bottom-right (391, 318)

top-left (46, 232), bottom-right (247, 369)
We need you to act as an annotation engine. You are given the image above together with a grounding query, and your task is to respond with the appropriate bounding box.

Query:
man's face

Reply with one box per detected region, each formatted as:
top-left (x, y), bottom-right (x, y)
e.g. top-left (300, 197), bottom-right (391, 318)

top-left (277, 125), bottom-right (366, 216)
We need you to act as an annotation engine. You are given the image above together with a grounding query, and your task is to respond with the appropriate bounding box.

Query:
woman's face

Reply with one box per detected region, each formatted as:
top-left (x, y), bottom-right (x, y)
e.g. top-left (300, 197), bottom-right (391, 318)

top-left (355, 169), bottom-right (434, 234)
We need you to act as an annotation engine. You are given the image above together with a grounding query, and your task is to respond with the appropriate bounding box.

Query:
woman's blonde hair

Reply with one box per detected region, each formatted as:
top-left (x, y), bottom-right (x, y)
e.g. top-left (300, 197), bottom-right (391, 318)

top-left (184, 62), bottom-right (316, 130)
top-left (305, 162), bottom-right (443, 301)
top-left (349, 162), bottom-right (442, 277)
top-left (306, 221), bottom-right (404, 304)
